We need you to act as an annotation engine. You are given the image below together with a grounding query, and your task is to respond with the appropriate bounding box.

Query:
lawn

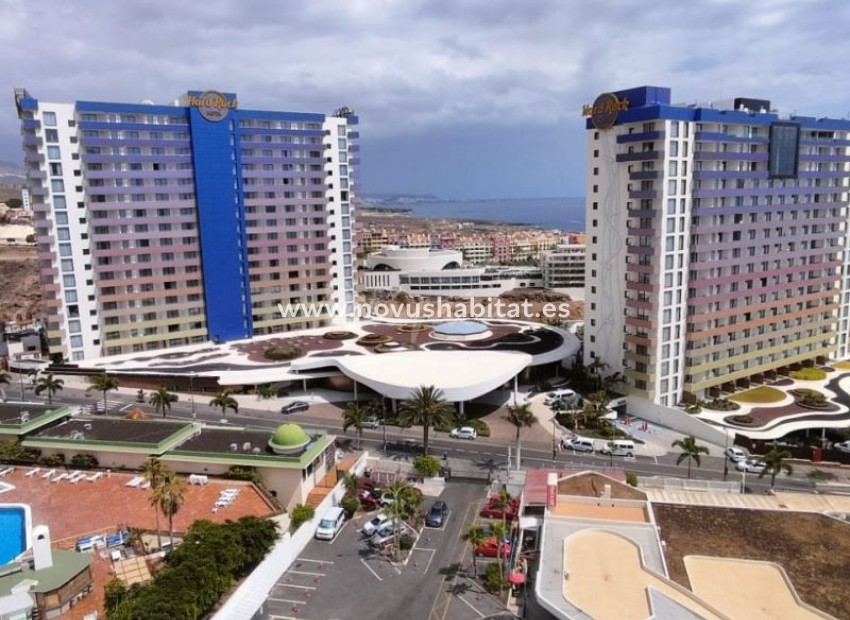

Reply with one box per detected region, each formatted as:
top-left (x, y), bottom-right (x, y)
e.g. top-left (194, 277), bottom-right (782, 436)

top-left (654, 504), bottom-right (850, 620)
top-left (834, 361), bottom-right (850, 371)
top-left (729, 386), bottom-right (787, 404)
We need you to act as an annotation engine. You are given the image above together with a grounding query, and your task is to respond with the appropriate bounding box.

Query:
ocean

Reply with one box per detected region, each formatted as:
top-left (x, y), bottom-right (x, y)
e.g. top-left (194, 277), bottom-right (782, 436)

top-left (407, 197), bottom-right (585, 231)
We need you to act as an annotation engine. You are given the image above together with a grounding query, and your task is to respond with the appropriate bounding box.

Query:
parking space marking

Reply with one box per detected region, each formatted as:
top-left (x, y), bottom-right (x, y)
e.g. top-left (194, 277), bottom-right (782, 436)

top-left (268, 597), bottom-right (308, 605)
top-left (277, 583), bottom-right (317, 590)
top-left (360, 557), bottom-right (383, 581)
top-left (297, 558), bottom-right (334, 564)
top-left (287, 569), bottom-right (325, 577)
top-left (411, 547), bottom-right (437, 574)
top-left (326, 520), bottom-right (349, 544)
top-left (456, 594), bottom-right (486, 617)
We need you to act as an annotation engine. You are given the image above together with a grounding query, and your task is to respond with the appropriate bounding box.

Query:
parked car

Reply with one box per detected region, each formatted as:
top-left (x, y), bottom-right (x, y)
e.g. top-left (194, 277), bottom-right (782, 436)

top-left (362, 512), bottom-right (391, 537)
top-left (736, 459), bottom-right (767, 474)
top-left (315, 506), bottom-right (346, 541)
top-left (725, 446), bottom-right (747, 462)
top-left (545, 389), bottom-right (578, 406)
top-left (599, 439), bottom-right (635, 457)
top-left (479, 499), bottom-right (519, 521)
top-left (369, 523), bottom-right (401, 549)
top-left (281, 401), bottom-right (309, 415)
top-left (475, 538), bottom-right (512, 558)
top-left (363, 416), bottom-right (381, 429)
top-left (355, 488), bottom-right (380, 510)
top-left (563, 436), bottom-right (595, 453)
top-left (833, 440), bottom-right (850, 453)
top-left (449, 426), bottom-right (477, 440)
top-left (425, 500), bottom-right (448, 528)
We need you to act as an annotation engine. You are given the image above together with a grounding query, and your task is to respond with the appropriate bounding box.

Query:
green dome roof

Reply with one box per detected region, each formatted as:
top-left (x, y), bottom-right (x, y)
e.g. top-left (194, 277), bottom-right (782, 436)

top-left (270, 423), bottom-right (309, 448)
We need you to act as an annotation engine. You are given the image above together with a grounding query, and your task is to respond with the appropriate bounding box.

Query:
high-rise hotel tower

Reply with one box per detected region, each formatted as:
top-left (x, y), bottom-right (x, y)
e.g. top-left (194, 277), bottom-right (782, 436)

top-left (584, 86), bottom-right (850, 410)
top-left (15, 89), bottom-right (358, 361)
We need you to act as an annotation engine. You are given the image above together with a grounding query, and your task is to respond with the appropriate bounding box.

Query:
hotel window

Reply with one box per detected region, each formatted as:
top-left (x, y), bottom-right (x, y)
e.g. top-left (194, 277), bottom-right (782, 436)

top-left (43, 111), bottom-right (57, 126)
top-left (47, 145), bottom-right (61, 159)
top-left (70, 335), bottom-right (83, 348)
top-left (669, 121), bottom-right (679, 138)
top-left (65, 290), bottom-right (78, 303)
top-left (50, 163), bottom-right (63, 176)
top-left (669, 141), bottom-right (679, 157)
top-left (59, 244), bottom-right (73, 257)
top-left (45, 129), bottom-right (59, 143)
top-left (51, 179), bottom-right (65, 192)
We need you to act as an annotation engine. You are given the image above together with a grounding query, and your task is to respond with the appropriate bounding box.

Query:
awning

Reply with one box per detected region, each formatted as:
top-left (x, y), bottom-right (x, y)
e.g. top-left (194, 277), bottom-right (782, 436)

top-left (519, 516), bottom-right (542, 530)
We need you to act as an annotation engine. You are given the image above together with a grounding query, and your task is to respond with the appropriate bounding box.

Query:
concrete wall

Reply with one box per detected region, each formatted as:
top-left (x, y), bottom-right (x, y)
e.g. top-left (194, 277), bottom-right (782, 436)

top-left (627, 397), bottom-right (728, 445)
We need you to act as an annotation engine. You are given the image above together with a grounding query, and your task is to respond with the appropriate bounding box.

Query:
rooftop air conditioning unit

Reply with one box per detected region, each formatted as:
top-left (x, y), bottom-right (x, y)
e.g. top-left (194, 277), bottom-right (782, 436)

top-left (242, 442), bottom-right (252, 451)
top-left (229, 443), bottom-right (238, 452)
top-left (84, 423), bottom-right (92, 431)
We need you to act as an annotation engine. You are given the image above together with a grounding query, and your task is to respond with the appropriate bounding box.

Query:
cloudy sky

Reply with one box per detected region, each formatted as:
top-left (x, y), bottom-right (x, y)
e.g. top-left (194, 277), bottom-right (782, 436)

top-left (2, 0), bottom-right (848, 198)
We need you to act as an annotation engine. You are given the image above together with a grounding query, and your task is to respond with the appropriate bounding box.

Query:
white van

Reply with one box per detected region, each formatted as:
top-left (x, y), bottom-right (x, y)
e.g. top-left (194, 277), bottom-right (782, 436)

top-left (545, 389), bottom-right (578, 406)
top-left (315, 506), bottom-right (346, 541)
top-left (564, 436), bottom-right (595, 453)
top-left (600, 439), bottom-right (635, 457)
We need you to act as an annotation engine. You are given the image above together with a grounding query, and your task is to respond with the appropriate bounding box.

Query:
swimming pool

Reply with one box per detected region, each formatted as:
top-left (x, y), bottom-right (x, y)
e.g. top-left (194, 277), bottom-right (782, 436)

top-left (0, 504), bottom-right (31, 565)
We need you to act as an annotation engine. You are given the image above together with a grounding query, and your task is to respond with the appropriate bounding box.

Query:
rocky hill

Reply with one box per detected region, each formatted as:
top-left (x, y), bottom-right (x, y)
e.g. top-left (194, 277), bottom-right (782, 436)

top-left (0, 245), bottom-right (41, 324)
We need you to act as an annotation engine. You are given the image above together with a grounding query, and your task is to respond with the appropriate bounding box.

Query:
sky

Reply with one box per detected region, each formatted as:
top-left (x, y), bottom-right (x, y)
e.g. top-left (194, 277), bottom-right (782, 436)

top-left (1, 0), bottom-right (849, 199)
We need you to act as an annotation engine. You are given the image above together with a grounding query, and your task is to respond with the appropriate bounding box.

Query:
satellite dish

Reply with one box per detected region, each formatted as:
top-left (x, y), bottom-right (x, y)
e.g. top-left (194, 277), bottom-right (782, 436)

top-left (140, 99), bottom-right (155, 105)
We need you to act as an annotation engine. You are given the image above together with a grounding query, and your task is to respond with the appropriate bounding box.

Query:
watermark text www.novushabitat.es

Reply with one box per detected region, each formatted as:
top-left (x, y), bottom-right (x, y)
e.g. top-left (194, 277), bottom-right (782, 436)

top-left (277, 296), bottom-right (572, 321)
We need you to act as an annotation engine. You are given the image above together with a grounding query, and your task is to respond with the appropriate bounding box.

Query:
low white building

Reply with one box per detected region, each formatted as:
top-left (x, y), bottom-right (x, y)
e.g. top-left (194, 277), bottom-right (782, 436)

top-left (359, 245), bottom-right (542, 297)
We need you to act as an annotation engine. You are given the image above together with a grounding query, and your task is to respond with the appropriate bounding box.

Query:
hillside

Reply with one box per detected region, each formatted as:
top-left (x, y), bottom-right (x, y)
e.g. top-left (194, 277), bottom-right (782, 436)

top-left (0, 245), bottom-right (41, 324)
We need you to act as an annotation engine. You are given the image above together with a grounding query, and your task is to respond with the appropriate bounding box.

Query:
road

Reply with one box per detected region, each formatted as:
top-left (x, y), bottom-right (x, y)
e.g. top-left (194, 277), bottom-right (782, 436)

top-left (28, 385), bottom-right (821, 496)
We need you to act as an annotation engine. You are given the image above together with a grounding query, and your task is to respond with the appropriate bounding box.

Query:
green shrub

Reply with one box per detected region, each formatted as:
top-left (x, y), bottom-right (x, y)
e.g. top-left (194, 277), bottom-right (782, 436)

top-left (0, 440), bottom-right (40, 464)
top-left (625, 472), bottom-right (638, 487)
top-left (340, 494), bottom-right (360, 517)
top-left (399, 534), bottom-right (414, 551)
top-left (789, 368), bottom-right (827, 381)
top-left (290, 504), bottom-right (315, 530)
top-left (684, 404), bottom-right (702, 414)
top-left (484, 562), bottom-right (506, 593)
top-left (41, 453), bottom-right (65, 467)
top-left (70, 453), bottom-right (99, 469)
top-left (263, 345), bottom-right (301, 361)
top-left (413, 455), bottom-right (442, 477)
top-left (469, 419), bottom-right (491, 438)
top-left (224, 466), bottom-right (261, 483)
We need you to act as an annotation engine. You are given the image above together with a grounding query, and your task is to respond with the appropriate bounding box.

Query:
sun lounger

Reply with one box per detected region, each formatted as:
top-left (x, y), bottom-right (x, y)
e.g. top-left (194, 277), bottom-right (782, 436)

top-left (125, 476), bottom-right (144, 488)
top-left (52, 473), bottom-right (69, 483)
top-left (41, 469), bottom-right (56, 479)
top-left (87, 472), bottom-right (103, 482)
top-left (70, 473), bottom-right (86, 484)
top-left (25, 468), bottom-right (40, 478)
top-left (139, 480), bottom-right (150, 490)
top-left (214, 500), bottom-right (232, 508)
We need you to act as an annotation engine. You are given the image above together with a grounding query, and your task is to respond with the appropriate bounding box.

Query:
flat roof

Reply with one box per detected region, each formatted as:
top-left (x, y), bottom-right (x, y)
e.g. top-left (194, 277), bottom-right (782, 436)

top-left (168, 427), bottom-right (333, 468)
top-left (551, 499), bottom-right (648, 523)
top-left (24, 417), bottom-right (194, 453)
top-left (0, 550), bottom-right (91, 595)
top-left (0, 403), bottom-right (58, 424)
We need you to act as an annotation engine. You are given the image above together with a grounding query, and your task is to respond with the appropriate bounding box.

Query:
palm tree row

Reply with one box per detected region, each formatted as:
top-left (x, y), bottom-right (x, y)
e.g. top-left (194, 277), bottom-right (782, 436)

top-left (141, 457), bottom-right (188, 550)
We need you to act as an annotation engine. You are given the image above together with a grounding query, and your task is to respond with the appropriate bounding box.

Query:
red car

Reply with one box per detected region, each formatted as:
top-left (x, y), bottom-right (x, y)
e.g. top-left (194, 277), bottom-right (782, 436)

top-left (475, 538), bottom-right (512, 558)
top-left (479, 497), bottom-right (519, 521)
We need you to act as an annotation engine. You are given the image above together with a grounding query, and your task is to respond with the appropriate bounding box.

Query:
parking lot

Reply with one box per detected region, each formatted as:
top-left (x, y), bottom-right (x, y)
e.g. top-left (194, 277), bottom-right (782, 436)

top-left (263, 481), bottom-right (514, 620)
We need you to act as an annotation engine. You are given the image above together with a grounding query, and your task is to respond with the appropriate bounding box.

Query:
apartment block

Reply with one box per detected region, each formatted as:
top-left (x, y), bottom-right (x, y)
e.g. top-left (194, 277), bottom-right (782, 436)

top-left (15, 88), bottom-right (358, 361)
top-left (584, 86), bottom-right (850, 406)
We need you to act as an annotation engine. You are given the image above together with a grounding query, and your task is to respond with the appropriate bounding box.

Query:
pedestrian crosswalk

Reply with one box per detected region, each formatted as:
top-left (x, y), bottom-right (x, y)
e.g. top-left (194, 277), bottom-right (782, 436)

top-left (85, 400), bottom-right (126, 415)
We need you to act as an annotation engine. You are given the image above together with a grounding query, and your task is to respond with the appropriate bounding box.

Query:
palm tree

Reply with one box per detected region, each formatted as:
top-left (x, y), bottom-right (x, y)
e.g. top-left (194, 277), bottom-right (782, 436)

top-left (87, 373), bottom-right (119, 414)
top-left (671, 435), bottom-right (709, 479)
top-left (149, 386), bottom-right (175, 418)
top-left (581, 390), bottom-right (609, 430)
top-left (462, 524), bottom-right (489, 578)
top-left (505, 403), bottom-right (537, 442)
top-left (154, 470), bottom-right (187, 548)
top-left (209, 389), bottom-right (238, 418)
top-left (382, 480), bottom-right (421, 561)
top-left (35, 373), bottom-right (64, 404)
top-left (398, 385), bottom-right (456, 455)
top-left (759, 448), bottom-right (793, 487)
top-left (342, 402), bottom-right (369, 449)
top-left (141, 458), bottom-right (168, 551)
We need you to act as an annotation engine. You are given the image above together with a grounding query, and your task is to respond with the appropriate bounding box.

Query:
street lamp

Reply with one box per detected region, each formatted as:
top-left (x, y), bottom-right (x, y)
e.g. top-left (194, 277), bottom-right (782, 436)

top-left (552, 418), bottom-right (558, 461)
top-left (723, 429), bottom-right (731, 481)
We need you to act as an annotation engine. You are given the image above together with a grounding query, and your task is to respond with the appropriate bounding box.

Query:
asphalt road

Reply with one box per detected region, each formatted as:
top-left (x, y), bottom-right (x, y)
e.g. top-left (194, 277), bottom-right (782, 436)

top-left (32, 385), bottom-right (819, 495)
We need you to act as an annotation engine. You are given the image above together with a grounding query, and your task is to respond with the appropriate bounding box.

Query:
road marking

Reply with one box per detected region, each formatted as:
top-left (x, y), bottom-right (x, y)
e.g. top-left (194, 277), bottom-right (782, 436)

top-left (456, 594), bottom-right (486, 617)
top-left (276, 583), bottom-right (318, 590)
top-left (119, 403), bottom-right (133, 412)
top-left (298, 558), bottom-right (334, 564)
top-left (268, 597), bottom-right (307, 605)
top-left (426, 501), bottom-right (478, 620)
top-left (287, 569), bottom-right (325, 577)
top-left (414, 548), bottom-right (437, 574)
top-left (360, 557), bottom-right (383, 581)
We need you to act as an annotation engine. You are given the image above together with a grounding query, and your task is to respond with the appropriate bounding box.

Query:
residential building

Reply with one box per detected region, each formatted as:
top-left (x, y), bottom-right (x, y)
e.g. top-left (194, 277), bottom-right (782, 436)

top-left (15, 89), bottom-right (358, 361)
top-left (541, 242), bottom-right (586, 289)
top-left (584, 86), bottom-right (850, 408)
